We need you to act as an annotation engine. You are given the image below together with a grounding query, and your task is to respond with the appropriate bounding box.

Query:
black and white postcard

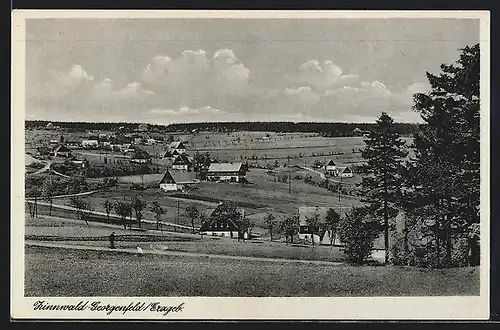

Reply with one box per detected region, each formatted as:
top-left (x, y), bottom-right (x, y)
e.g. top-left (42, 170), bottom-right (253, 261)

top-left (11, 10), bottom-right (491, 320)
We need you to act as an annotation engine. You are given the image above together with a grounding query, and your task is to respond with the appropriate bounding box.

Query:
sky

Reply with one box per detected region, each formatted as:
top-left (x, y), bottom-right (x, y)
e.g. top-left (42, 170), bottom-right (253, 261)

top-left (24, 18), bottom-right (479, 124)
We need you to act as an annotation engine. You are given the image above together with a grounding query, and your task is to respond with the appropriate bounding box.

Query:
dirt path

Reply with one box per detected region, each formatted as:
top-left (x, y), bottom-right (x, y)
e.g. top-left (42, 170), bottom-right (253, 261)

top-left (25, 241), bottom-right (345, 267)
top-left (299, 166), bottom-right (327, 179)
top-left (28, 161), bottom-right (51, 175)
top-left (25, 190), bottom-right (99, 201)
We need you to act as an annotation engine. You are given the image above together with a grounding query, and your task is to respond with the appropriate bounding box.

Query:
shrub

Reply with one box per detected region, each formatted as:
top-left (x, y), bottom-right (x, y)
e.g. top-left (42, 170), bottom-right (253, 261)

top-left (337, 207), bottom-right (380, 265)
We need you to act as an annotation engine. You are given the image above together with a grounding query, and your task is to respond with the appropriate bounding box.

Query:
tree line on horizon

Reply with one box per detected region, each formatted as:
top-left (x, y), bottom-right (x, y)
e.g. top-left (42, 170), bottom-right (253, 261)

top-left (25, 120), bottom-right (423, 137)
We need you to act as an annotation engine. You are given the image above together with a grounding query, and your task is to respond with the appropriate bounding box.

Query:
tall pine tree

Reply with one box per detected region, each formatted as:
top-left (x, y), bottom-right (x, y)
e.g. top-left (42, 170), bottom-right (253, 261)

top-left (406, 44), bottom-right (480, 268)
top-left (361, 112), bottom-right (408, 264)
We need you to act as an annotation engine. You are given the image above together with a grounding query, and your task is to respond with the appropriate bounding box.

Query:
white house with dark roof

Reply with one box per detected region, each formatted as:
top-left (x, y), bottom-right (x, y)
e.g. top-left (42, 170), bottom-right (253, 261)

top-left (81, 139), bottom-right (99, 149)
top-left (207, 162), bottom-right (246, 182)
top-left (199, 205), bottom-right (247, 239)
top-left (337, 166), bottom-right (353, 178)
top-left (325, 159), bottom-right (337, 173)
top-left (298, 206), bottom-right (348, 246)
top-left (171, 153), bottom-right (193, 171)
top-left (51, 144), bottom-right (72, 158)
top-left (159, 169), bottom-right (199, 191)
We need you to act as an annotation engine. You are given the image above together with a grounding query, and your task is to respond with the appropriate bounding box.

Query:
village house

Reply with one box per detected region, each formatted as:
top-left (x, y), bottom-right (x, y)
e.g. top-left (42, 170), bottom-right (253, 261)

top-left (161, 148), bottom-right (183, 161)
top-left (35, 146), bottom-right (51, 157)
top-left (81, 139), bottom-right (99, 149)
top-left (65, 140), bottom-right (81, 149)
top-left (199, 206), bottom-right (247, 239)
top-left (71, 159), bottom-right (90, 168)
top-left (298, 206), bottom-right (386, 263)
top-left (337, 166), bottom-right (353, 178)
top-left (206, 162), bottom-right (246, 182)
top-left (159, 169), bottom-right (199, 192)
top-left (298, 207), bottom-right (347, 246)
top-left (145, 138), bottom-right (156, 145)
top-left (168, 141), bottom-right (187, 154)
top-left (171, 153), bottom-right (193, 171)
top-left (129, 149), bottom-right (151, 164)
top-left (51, 144), bottom-right (72, 158)
top-left (325, 159), bottom-right (337, 174)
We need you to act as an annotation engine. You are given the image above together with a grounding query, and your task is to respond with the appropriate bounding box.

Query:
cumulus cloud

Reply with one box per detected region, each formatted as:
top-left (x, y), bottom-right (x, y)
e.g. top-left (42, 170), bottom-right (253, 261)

top-left (28, 64), bottom-right (94, 101)
top-left (90, 79), bottom-right (155, 106)
top-left (315, 80), bottom-right (429, 122)
top-left (142, 48), bottom-right (250, 104)
top-left (288, 59), bottom-right (359, 92)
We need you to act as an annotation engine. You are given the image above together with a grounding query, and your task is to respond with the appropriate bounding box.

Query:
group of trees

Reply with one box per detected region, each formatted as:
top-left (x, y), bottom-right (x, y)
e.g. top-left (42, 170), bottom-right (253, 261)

top-left (104, 196), bottom-right (166, 230)
top-left (349, 44), bottom-right (480, 268)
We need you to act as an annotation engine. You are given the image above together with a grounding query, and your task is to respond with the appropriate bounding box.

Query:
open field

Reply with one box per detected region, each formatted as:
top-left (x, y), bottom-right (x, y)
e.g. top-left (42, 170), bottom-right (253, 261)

top-left (43, 165), bottom-right (362, 235)
top-left (26, 128), bottom-right (413, 168)
top-left (25, 245), bottom-right (479, 297)
top-left (25, 215), bottom-right (347, 262)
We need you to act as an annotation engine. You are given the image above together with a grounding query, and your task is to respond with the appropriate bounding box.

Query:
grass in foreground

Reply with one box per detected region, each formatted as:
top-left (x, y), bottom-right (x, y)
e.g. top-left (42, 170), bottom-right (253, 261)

top-left (25, 245), bottom-right (479, 297)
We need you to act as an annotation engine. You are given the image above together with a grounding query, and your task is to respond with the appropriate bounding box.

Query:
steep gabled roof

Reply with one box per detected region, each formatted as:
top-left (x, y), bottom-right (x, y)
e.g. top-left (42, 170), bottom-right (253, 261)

top-left (337, 166), bottom-right (352, 174)
top-left (172, 153), bottom-right (192, 166)
top-left (159, 169), bottom-right (197, 185)
top-left (52, 144), bottom-right (70, 153)
top-left (162, 150), bottom-right (174, 158)
top-left (132, 149), bottom-right (150, 159)
top-left (169, 141), bottom-right (185, 150)
top-left (208, 162), bottom-right (243, 173)
top-left (326, 159), bottom-right (336, 166)
top-left (200, 207), bottom-right (244, 232)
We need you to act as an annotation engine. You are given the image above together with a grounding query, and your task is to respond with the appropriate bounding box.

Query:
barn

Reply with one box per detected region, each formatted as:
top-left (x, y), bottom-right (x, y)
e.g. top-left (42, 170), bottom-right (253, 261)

top-left (206, 162), bottom-right (246, 182)
top-left (199, 205), bottom-right (247, 239)
top-left (159, 169), bottom-right (199, 191)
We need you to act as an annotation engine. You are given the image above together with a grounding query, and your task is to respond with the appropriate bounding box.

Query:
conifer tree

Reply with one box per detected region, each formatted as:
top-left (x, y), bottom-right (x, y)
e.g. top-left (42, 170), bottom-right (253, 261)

top-left (360, 112), bottom-right (408, 264)
top-left (406, 44), bottom-right (480, 267)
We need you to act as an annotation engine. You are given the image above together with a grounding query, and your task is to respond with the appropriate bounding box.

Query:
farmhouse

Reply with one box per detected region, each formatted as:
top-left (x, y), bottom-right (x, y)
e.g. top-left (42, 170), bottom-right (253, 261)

top-left (65, 140), bottom-right (81, 149)
top-left (337, 166), bottom-right (353, 178)
top-left (129, 149), bottom-right (151, 164)
top-left (298, 207), bottom-right (348, 246)
top-left (161, 148), bottom-right (183, 161)
top-left (159, 169), bottom-right (198, 191)
top-left (206, 162), bottom-right (246, 182)
top-left (51, 144), bottom-right (72, 158)
top-left (36, 146), bottom-right (51, 157)
top-left (168, 141), bottom-right (186, 154)
top-left (325, 159), bottom-right (337, 173)
top-left (71, 159), bottom-right (90, 168)
top-left (199, 207), bottom-right (246, 238)
top-left (171, 153), bottom-right (193, 171)
top-left (81, 139), bottom-right (99, 149)
top-left (45, 122), bottom-right (55, 129)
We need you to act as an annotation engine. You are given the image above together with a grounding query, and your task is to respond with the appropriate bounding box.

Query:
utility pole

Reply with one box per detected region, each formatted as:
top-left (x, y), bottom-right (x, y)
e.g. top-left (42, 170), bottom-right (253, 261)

top-left (288, 175), bottom-right (292, 194)
top-left (338, 176), bottom-right (342, 202)
top-left (176, 200), bottom-right (180, 231)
